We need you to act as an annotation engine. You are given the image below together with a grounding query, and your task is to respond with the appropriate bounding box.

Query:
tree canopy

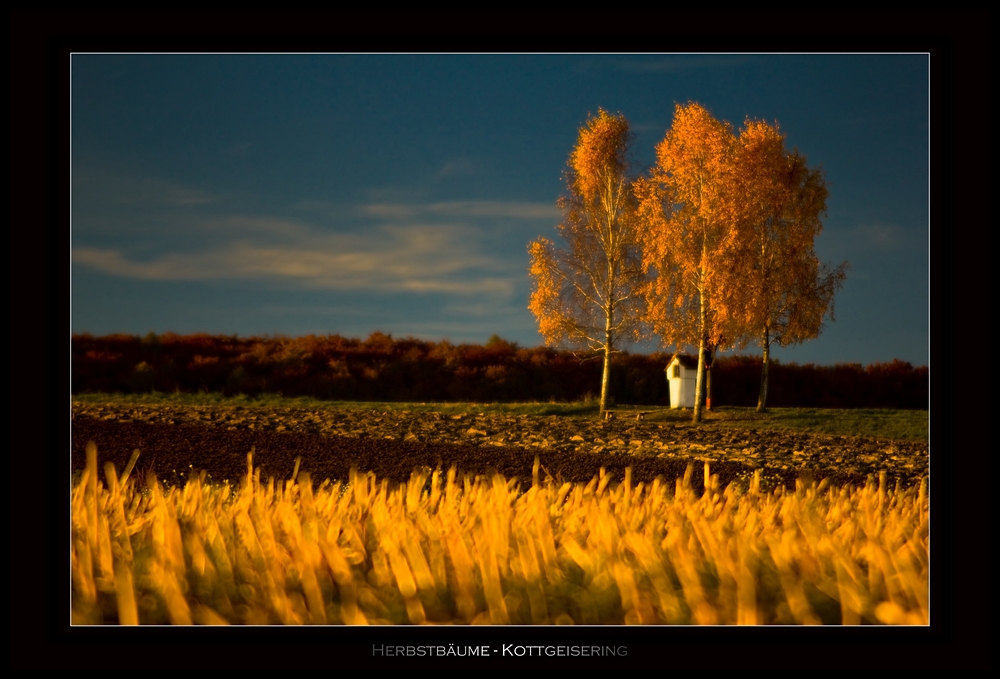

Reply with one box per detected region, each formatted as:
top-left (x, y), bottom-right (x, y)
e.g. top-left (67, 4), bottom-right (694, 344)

top-left (528, 109), bottom-right (647, 415)
top-left (728, 119), bottom-right (847, 411)
top-left (636, 102), bottom-right (742, 422)
top-left (529, 103), bottom-right (846, 421)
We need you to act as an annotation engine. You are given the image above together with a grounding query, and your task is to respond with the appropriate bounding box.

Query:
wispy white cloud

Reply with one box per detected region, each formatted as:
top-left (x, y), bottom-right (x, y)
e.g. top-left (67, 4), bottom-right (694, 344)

top-left (292, 198), bottom-right (559, 222)
top-left (823, 222), bottom-right (920, 255)
top-left (442, 301), bottom-right (523, 318)
top-left (73, 169), bottom-right (215, 207)
top-left (816, 221), bottom-right (924, 263)
top-left (853, 222), bottom-right (910, 249)
top-left (433, 158), bottom-right (479, 180)
top-left (356, 203), bottom-right (418, 220)
top-left (356, 200), bottom-right (560, 221)
top-left (72, 171), bottom-right (550, 300)
top-left (373, 319), bottom-right (537, 344)
top-left (164, 186), bottom-right (214, 206)
top-left (195, 215), bottom-right (315, 240)
top-left (429, 201), bottom-right (561, 219)
top-left (73, 221), bottom-right (518, 296)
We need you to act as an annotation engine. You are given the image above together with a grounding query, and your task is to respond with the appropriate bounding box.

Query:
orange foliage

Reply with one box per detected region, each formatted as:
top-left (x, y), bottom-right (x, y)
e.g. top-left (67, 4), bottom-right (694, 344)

top-left (727, 119), bottom-right (848, 410)
top-left (638, 103), bottom-right (741, 422)
top-left (639, 104), bottom-right (847, 417)
top-left (528, 109), bottom-right (648, 414)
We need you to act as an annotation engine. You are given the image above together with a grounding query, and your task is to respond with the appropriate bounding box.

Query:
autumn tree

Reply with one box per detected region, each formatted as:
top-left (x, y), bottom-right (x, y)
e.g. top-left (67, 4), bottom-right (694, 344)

top-left (637, 103), bottom-right (741, 423)
top-left (729, 119), bottom-right (847, 412)
top-left (528, 109), bottom-right (647, 416)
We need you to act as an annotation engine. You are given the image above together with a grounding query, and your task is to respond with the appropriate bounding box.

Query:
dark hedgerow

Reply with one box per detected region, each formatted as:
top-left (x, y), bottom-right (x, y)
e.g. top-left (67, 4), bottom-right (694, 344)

top-left (72, 333), bottom-right (927, 409)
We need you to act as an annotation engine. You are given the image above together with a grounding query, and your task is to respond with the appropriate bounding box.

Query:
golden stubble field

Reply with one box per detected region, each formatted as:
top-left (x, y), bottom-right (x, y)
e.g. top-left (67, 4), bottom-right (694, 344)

top-left (71, 401), bottom-right (929, 626)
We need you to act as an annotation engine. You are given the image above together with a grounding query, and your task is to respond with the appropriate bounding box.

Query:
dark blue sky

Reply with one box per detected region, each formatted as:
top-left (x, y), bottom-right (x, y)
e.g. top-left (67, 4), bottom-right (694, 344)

top-left (71, 53), bottom-right (929, 366)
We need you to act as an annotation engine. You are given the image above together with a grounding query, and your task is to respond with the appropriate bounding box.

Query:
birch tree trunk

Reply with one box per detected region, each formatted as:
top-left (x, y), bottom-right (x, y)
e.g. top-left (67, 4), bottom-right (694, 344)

top-left (527, 110), bottom-right (645, 421)
top-left (757, 328), bottom-right (770, 413)
top-left (706, 356), bottom-right (712, 410)
top-left (600, 311), bottom-right (612, 417)
top-left (600, 342), bottom-right (611, 417)
top-left (693, 287), bottom-right (707, 423)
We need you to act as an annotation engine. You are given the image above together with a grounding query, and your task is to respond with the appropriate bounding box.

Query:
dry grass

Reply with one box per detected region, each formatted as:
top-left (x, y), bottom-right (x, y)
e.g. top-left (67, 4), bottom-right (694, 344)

top-left (71, 443), bottom-right (928, 625)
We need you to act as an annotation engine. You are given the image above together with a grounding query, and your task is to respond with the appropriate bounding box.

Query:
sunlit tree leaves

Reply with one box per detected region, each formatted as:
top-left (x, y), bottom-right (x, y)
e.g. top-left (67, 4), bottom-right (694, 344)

top-left (528, 109), bottom-right (648, 415)
top-left (640, 104), bottom-right (847, 419)
top-left (728, 119), bottom-right (848, 411)
top-left (638, 103), bottom-right (741, 423)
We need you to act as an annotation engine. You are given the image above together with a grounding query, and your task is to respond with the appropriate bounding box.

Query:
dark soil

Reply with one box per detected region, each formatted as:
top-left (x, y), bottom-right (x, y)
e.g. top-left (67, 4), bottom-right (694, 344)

top-left (71, 414), bottom-right (922, 493)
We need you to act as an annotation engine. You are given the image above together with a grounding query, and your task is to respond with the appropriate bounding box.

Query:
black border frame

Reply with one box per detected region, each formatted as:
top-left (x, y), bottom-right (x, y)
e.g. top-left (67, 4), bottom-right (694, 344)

top-left (8, 9), bottom-right (990, 670)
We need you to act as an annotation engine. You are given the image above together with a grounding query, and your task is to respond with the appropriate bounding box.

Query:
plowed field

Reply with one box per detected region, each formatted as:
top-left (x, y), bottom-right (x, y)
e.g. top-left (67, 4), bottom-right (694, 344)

top-left (71, 403), bottom-right (927, 491)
